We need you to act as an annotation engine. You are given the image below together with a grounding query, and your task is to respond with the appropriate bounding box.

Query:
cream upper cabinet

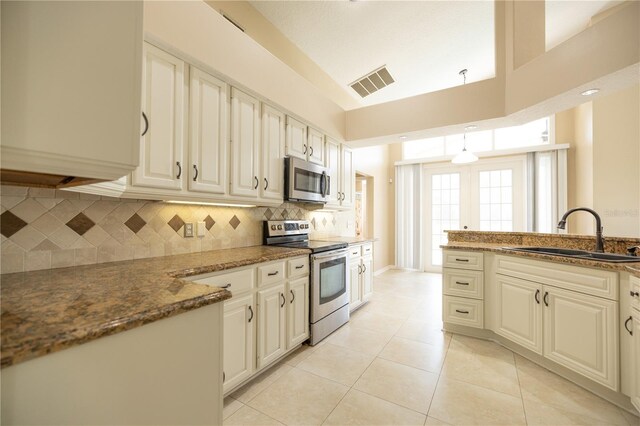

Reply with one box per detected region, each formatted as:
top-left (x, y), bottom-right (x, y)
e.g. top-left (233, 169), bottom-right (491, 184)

top-left (287, 277), bottom-right (309, 349)
top-left (188, 67), bottom-right (228, 194)
top-left (340, 146), bottom-right (355, 208)
top-left (257, 284), bottom-right (287, 369)
top-left (223, 293), bottom-right (255, 394)
top-left (543, 286), bottom-right (618, 390)
top-left (133, 43), bottom-right (185, 190)
top-left (495, 274), bottom-right (543, 354)
top-left (1, 1), bottom-right (143, 182)
top-left (230, 88), bottom-right (260, 198)
top-left (325, 138), bottom-right (341, 207)
top-left (285, 116), bottom-right (308, 161)
top-left (260, 105), bottom-right (286, 202)
top-left (307, 127), bottom-right (325, 165)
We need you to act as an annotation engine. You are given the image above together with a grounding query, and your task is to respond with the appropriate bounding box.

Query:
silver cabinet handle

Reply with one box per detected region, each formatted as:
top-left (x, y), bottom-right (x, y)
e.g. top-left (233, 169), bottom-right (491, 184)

top-left (290, 289), bottom-right (295, 304)
top-left (141, 112), bottom-right (149, 136)
top-left (310, 146), bottom-right (314, 156)
top-left (264, 178), bottom-right (268, 190)
top-left (248, 306), bottom-right (254, 322)
top-left (303, 144), bottom-right (307, 154)
top-left (176, 161), bottom-right (182, 179)
top-left (268, 271), bottom-right (279, 276)
top-left (535, 289), bottom-right (540, 304)
top-left (625, 316), bottom-right (633, 336)
top-left (455, 258), bottom-right (469, 262)
top-left (455, 309), bottom-right (469, 314)
top-left (193, 164), bottom-right (198, 181)
top-left (253, 176), bottom-right (259, 189)
top-left (295, 265), bottom-right (304, 269)
top-left (455, 281), bottom-right (469, 286)
top-left (280, 293), bottom-right (285, 308)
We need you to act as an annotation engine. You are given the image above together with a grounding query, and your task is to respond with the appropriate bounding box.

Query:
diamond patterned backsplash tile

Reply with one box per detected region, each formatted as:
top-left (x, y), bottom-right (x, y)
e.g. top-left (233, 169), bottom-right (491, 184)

top-left (0, 186), bottom-right (353, 274)
top-left (125, 213), bottom-right (146, 234)
top-left (1, 211), bottom-right (27, 238)
top-left (66, 213), bottom-right (95, 236)
top-left (167, 215), bottom-right (185, 233)
top-left (229, 215), bottom-right (241, 230)
top-left (204, 215), bottom-right (215, 230)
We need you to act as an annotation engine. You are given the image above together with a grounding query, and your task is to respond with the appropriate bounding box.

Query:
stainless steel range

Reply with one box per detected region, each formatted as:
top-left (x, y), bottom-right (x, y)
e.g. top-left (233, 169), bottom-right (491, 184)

top-left (264, 220), bottom-right (349, 345)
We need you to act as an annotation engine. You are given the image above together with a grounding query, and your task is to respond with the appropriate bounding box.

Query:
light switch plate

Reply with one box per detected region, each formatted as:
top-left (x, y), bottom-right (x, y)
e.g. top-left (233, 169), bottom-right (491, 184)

top-left (184, 222), bottom-right (194, 238)
top-left (196, 221), bottom-right (206, 237)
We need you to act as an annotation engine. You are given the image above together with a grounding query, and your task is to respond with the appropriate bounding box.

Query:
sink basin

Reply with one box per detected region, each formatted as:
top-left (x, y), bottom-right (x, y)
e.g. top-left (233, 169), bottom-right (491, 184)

top-left (502, 247), bottom-right (640, 263)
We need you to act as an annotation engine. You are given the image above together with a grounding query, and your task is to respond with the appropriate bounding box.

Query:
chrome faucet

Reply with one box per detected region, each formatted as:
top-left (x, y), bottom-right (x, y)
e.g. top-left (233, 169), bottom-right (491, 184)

top-left (557, 207), bottom-right (604, 253)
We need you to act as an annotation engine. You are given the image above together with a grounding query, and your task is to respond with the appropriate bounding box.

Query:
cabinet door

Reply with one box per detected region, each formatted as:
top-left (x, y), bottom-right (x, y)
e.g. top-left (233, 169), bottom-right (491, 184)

top-left (260, 105), bottom-right (285, 202)
top-left (133, 43), bottom-right (184, 190)
top-left (307, 127), bottom-right (325, 165)
top-left (324, 138), bottom-right (341, 207)
top-left (631, 313), bottom-right (640, 412)
top-left (223, 294), bottom-right (255, 393)
top-left (361, 255), bottom-right (373, 302)
top-left (287, 277), bottom-right (309, 349)
top-left (188, 67), bottom-right (227, 194)
top-left (349, 259), bottom-right (362, 310)
top-left (340, 146), bottom-right (355, 208)
top-left (543, 286), bottom-right (619, 390)
top-left (285, 116), bottom-right (307, 160)
top-left (230, 88), bottom-right (260, 198)
top-left (495, 275), bottom-right (542, 354)
top-left (257, 284), bottom-right (287, 369)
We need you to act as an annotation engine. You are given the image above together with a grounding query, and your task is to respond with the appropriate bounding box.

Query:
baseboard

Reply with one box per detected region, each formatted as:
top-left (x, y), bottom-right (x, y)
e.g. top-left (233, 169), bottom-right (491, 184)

top-left (374, 265), bottom-right (395, 276)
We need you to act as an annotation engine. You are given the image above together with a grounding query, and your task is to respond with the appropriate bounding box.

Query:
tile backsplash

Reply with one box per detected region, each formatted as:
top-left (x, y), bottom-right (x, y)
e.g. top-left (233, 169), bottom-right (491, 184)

top-left (0, 186), bottom-right (354, 273)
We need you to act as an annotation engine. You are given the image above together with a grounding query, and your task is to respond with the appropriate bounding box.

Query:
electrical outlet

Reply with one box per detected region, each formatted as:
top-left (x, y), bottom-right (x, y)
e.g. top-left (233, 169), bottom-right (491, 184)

top-left (184, 222), bottom-right (194, 238)
top-left (196, 221), bottom-right (206, 237)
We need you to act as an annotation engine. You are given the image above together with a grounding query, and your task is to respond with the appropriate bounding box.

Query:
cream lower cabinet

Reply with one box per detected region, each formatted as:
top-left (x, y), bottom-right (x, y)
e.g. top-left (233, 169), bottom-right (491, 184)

top-left (494, 255), bottom-right (619, 391)
top-left (495, 275), bottom-right (542, 354)
top-left (442, 249), bottom-right (484, 328)
top-left (631, 313), bottom-right (640, 412)
top-left (349, 243), bottom-right (373, 312)
top-left (223, 294), bottom-right (255, 392)
top-left (190, 256), bottom-right (309, 395)
top-left (257, 284), bottom-right (287, 369)
top-left (288, 277), bottom-right (310, 348)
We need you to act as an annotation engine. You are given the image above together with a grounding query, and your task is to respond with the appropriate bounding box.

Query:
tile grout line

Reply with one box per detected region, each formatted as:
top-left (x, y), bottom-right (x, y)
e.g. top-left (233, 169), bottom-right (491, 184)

top-left (513, 354), bottom-right (530, 425)
top-left (424, 328), bottom-right (453, 422)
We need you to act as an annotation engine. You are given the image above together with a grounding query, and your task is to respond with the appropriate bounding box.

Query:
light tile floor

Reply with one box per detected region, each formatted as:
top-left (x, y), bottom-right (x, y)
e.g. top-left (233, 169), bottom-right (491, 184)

top-left (224, 270), bottom-right (640, 426)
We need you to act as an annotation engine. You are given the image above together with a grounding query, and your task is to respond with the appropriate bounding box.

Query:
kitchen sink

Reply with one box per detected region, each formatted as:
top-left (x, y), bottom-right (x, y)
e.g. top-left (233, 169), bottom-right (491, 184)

top-left (502, 247), bottom-right (640, 263)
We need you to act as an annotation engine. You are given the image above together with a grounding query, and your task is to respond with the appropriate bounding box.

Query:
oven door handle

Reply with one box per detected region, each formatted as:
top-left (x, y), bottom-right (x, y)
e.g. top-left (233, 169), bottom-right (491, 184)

top-left (312, 248), bottom-right (350, 262)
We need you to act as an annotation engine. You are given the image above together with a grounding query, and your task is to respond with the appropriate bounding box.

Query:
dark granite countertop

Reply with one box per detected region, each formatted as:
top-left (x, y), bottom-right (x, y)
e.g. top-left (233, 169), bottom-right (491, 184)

top-left (1, 246), bottom-right (310, 368)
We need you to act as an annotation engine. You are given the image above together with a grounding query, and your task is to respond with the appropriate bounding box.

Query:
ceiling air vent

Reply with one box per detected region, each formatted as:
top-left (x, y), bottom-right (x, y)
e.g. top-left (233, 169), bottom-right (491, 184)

top-left (350, 66), bottom-right (395, 98)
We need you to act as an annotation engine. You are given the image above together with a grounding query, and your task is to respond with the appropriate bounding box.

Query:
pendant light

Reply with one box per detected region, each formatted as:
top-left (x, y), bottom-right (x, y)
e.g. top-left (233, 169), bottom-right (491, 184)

top-left (452, 69), bottom-right (478, 164)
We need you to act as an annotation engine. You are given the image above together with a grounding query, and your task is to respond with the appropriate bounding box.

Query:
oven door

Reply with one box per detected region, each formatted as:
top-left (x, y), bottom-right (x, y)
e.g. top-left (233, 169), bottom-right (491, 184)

top-left (286, 157), bottom-right (328, 203)
top-left (310, 248), bottom-right (350, 323)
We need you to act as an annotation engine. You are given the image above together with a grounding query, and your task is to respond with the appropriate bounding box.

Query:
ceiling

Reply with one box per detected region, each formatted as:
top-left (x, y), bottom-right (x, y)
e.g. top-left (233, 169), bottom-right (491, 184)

top-left (250, 1), bottom-right (496, 109)
top-left (249, 1), bottom-right (624, 113)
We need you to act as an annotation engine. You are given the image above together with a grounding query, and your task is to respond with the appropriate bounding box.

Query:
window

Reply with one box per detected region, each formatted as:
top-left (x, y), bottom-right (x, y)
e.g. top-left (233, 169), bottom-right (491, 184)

top-left (431, 173), bottom-right (461, 266)
top-left (403, 117), bottom-right (551, 161)
top-left (479, 170), bottom-right (513, 231)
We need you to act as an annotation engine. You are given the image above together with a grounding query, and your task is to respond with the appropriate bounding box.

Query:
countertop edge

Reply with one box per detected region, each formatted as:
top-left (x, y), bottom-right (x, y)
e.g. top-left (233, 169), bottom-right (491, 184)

top-left (442, 244), bottom-right (640, 271)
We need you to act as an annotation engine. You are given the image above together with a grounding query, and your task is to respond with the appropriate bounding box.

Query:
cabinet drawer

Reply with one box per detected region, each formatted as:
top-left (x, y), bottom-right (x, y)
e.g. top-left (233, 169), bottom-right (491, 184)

top-left (258, 261), bottom-right (285, 287)
top-left (443, 269), bottom-right (484, 299)
top-left (361, 242), bottom-right (373, 256)
top-left (287, 256), bottom-right (309, 278)
top-left (349, 245), bottom-right (362, 259)
top-left (631, 275), bottom-right (640, 312)
top-left (443, 296), bottom-right (484, 328)
top-left (443, 250), bottom-right (484, 271)
top-left (496, 255), bottom-right (618, 300)
top-left (191, 267), bottom-right (254, 295)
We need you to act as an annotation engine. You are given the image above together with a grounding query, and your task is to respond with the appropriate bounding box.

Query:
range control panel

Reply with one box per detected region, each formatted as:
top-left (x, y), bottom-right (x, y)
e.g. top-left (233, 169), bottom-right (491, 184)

top-left (264, 220), bottom-right (310, 237)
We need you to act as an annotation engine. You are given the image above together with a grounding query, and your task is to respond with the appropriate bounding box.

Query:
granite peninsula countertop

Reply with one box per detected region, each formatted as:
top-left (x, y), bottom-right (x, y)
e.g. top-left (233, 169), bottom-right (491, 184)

top-left (442, 241), bottom-right (640, 271)
top-left (1, 245), bottom-right (310, 368)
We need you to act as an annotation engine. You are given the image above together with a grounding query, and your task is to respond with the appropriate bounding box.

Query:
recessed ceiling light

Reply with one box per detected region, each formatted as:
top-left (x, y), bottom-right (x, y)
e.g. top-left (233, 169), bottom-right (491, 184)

top-left (581, 88), bottom-right (600, 96)
top-left (464, 125), bottom-right (478, 131)
top-left (399, 135), bottom-right (408, 140)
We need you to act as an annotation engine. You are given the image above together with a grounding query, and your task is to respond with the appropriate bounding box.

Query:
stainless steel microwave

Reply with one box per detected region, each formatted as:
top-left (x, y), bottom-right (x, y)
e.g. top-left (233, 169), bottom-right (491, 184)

top-left (284, 157), bottom-right (329, 204)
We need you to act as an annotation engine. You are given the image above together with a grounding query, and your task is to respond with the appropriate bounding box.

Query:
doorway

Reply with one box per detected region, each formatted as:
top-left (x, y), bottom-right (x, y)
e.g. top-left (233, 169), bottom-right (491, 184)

top-left (423, 156), bottom-right (527, 271)
top-left (356, 173), bottom-right (373, 239)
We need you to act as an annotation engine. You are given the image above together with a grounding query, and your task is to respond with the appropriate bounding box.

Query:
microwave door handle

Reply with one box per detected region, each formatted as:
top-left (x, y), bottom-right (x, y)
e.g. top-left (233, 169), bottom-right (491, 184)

top-left (321, 171), bottom-right (327, 197)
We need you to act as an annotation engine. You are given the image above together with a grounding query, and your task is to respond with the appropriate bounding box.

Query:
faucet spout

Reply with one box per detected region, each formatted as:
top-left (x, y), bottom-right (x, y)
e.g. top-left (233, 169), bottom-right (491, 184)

top-left (557, 207), bottom-right (604, 253)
